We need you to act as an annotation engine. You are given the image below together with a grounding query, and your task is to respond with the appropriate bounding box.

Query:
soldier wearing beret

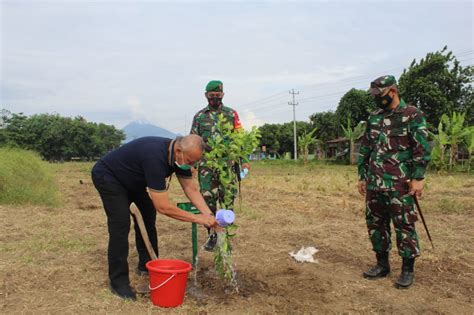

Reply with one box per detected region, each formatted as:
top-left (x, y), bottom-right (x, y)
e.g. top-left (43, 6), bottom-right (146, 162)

top-left (190, 80), bottom-right (249, 251)
top-left (357, 75), bottom-right (431, 288)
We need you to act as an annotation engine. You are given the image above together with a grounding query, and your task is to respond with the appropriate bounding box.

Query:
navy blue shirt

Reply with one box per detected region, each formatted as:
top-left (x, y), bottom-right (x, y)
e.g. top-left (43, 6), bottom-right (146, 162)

top-left (94, 137), bottom-right (192, 192)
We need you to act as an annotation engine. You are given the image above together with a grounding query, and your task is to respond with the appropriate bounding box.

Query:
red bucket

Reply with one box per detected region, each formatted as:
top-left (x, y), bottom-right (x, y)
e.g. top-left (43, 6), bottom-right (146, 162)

top-left (146, 259), bottom-right (192, 307)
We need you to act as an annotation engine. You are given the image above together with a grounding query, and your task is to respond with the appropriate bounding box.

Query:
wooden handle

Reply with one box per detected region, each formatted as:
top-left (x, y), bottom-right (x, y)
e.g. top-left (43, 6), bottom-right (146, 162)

top-left (130, 206), bottom-right (158, 260)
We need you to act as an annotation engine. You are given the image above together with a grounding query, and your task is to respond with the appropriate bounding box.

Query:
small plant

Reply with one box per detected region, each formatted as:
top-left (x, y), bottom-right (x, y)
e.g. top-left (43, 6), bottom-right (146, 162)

top-left (204, 114), bottom-right (260, 286)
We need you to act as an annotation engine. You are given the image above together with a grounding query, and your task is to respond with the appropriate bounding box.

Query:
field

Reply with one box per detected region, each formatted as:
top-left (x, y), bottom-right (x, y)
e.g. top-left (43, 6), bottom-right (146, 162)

top-left (1, 161), bottom-right (473, 313)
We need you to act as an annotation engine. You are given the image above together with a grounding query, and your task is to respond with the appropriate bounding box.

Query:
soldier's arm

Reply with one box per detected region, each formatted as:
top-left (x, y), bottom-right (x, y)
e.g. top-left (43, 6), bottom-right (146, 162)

top-left (357, 122), bottom-right (372, 181)
top-left (408, 110), bottom-right (431, 180)
top-left (190, 113), bottom-right (199, 135)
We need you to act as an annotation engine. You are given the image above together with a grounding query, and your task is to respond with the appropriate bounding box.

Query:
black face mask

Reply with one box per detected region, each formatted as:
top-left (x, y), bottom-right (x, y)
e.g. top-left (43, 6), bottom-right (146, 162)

top-left (208, 97), bottom-right (222, 108)
top-left (374, 93), bottom-right (393, 109)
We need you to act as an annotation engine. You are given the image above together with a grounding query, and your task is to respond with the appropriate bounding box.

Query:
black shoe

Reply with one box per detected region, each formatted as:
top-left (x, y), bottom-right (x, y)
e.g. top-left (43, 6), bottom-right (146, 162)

top-left (135, 266), bottom-right (148, 277)
top-left (395, 270), bottom-right (414, 288)
top-left (395, 257), bottom-right (415, 289)
top-left (363, 264), bottom-right (390, 279)
top-left (203, 233), bottom-right (217, 252)
top-left (110, 283), bottom-right (137, 301)
top-left (363, 252), bottom-right (390, 279)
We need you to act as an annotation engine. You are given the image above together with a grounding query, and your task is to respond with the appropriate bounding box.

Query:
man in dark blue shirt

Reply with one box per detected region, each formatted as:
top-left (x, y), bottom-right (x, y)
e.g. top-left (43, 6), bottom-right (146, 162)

top-left (91, 134), bottom-right (217, 300)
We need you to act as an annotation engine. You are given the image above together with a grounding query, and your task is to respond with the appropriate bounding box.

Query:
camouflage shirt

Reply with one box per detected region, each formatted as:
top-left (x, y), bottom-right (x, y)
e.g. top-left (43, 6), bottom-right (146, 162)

top-left (358, 99), bottom-right (431, 191)
top-left (190, 104), bottom-right (242, 150)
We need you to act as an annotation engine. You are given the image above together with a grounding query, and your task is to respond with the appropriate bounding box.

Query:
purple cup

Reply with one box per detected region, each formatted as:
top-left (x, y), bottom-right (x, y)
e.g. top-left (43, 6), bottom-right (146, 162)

top-left (215, 209), bottom-right (235, 227)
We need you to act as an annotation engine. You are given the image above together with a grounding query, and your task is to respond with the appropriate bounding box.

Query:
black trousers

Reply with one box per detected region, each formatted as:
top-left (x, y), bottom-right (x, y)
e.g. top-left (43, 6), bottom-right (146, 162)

top-left (91, 167), bottom-right (158, 287)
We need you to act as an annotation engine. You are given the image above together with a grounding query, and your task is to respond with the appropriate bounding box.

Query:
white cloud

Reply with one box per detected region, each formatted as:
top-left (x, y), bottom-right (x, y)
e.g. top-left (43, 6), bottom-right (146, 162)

top-left (1, 1), bottom-right (472, 132)
top-left (128, 96), bottom-right (146, 122)
top-left (240, 110), bottom-right (264, 129)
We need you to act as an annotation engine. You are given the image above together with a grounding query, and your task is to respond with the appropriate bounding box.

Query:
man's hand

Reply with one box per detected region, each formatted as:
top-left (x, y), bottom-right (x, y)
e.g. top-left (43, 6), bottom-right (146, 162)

top-left (408, 179), bottom-right (424, 198)
top-left (199, 214), bottom-right (217, 228)
top-left (201, 214), bottom-right (225, 232)
top-left (358, 180), bottom-right (367, 196)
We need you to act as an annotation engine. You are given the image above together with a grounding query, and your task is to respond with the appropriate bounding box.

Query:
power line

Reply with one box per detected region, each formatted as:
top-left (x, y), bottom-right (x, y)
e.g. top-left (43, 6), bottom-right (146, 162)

top-left (240, 55), bottom-right (474, 116)
top-left (237, 91), bottom-right (288, 109)
top-left (237, 50), bottom-right (474, 112)
top-left (158, 50), bottom-right (474, 129)
top-left (455, 50), bottom-right (474, 57)
top-left (235, 67), bottom-right (406, 113)
top-left (250, 91), bottom-right (346, 121)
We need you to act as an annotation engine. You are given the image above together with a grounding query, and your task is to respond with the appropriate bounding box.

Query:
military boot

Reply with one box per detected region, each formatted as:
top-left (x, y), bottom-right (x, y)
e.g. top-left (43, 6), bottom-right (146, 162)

top-left (203, 233), bottom-right (217, 252)
top-left (363, 252), bottom-right (390, 279)
top-left (395, 257), bottom-right (415, 289)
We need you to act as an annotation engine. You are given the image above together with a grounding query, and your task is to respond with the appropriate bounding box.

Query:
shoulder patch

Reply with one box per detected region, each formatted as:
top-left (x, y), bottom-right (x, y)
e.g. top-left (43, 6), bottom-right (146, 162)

top-left (233, 110), bottom-right (242, 129)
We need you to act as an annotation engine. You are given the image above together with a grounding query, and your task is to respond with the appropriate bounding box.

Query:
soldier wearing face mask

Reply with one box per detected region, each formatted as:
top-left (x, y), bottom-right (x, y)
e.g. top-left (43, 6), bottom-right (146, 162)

top-left (357, 75), bottom-right (431, 289)
top-left (190, 80), bottom-right (249, 251)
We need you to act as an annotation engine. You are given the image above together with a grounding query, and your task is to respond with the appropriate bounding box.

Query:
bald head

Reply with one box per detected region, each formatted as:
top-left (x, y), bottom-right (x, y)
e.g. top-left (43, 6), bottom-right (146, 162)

top-left (177, 134), bottom-right (204, 152)
top-left (175, 135), bottom-right (205, 166)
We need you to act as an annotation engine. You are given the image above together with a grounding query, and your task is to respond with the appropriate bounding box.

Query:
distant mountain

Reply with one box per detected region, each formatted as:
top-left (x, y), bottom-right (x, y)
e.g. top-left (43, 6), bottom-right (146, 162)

top-left (122, 121), bottom-right (179, 143)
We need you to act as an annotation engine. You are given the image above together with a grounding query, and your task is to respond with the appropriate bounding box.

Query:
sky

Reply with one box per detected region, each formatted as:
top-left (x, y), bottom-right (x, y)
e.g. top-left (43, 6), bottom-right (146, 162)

top-left (1, 0), bottom-right (473, 134)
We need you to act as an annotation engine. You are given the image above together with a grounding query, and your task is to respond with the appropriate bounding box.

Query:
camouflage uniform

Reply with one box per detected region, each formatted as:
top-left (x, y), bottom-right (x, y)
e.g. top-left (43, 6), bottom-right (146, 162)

top-left (358, 95), bottom-right (431, 259)
top-left (190, 100), bottom-right (242, 213)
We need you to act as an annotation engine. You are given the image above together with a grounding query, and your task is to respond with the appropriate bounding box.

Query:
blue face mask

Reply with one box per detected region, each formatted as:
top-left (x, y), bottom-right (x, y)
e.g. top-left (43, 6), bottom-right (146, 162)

top-left (175, 152), bottom-right (192, 171)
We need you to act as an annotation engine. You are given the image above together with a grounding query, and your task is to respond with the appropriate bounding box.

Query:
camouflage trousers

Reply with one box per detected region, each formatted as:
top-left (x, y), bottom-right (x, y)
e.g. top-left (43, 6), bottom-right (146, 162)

top-left (365, 189), bottom-right (420, 258)
top-left (198, 165), bottom-right (236, 214)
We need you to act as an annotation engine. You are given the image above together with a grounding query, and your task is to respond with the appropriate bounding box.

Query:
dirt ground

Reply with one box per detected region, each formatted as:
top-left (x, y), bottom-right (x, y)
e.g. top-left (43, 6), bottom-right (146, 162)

top-left (1, 162), bottom-right (473, 314)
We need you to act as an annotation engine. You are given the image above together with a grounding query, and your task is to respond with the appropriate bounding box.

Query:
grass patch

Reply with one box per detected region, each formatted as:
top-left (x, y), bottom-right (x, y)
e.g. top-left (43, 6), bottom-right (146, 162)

top-left (0, 147), bottom-right (61, 206)
top-left (77, 162), bottom-right (94, 175)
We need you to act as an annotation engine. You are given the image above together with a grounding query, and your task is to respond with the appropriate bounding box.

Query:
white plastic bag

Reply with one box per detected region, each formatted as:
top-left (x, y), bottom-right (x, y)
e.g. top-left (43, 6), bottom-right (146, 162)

top-left (289, 246), bottom-right (319, 263)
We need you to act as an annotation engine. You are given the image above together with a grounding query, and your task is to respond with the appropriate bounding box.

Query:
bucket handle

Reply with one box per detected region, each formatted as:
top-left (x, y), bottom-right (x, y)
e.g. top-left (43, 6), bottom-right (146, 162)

top-left (149, 273), bottom-right (176, 291)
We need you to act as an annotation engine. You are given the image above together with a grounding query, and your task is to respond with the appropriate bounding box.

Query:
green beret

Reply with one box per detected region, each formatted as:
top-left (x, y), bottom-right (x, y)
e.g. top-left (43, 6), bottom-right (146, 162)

top-left (205, 80), bottom-right (223, 92)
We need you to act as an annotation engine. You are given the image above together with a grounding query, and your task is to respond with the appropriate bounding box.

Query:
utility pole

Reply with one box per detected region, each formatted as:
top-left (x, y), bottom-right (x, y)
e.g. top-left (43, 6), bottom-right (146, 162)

top-left (289, 89), bottom-right (299, 161)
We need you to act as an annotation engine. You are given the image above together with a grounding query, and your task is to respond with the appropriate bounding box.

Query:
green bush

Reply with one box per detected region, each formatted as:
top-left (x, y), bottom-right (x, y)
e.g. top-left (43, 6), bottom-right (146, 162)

top-left (0, 147), bottom-right (60, 206)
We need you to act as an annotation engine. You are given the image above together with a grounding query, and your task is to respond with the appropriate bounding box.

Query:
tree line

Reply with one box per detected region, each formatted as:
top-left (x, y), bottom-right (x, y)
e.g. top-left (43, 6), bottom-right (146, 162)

top-left (0, 111), bottom-right (125, 161)
top-left (1, 47), bottom-right (471, 168)
top-left (259, 88), bottom-right (375, 158)
top-left (258, 46), bottom-right (474, 169)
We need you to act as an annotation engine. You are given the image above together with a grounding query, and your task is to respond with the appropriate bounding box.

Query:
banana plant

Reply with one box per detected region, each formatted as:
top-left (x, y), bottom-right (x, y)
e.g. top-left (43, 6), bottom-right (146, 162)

top-left (204, 113), bottom-right (260, 284)
top-left (461, 126), bottom-right (474, 172)
top-left (341, 118), bottom-right (365, 165)
top-left (297, 127), bottom-right (319, 165)
top-left (441, 112), bottom-right (469, 170)
top-left (429, 119), bottom-right (449, 171)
